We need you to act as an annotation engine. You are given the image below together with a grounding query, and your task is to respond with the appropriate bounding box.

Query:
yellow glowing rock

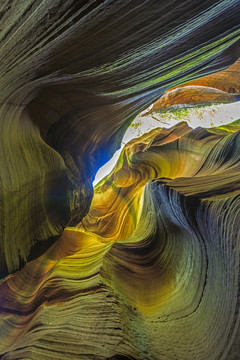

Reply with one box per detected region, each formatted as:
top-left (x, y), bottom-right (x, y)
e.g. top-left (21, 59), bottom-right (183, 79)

top-left (0, 1), bottom-right (240, 359)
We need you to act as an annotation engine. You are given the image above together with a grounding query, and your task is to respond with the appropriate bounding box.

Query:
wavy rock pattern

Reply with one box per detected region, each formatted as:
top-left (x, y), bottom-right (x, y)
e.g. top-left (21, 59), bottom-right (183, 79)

top-left (1, 0), bottom-right (240, 275)
top-left (1, 121), bottom-right (240, 359)
top-left (144, 85), bottom-right (240, 114)
top-left (179, 58), bottom-right (240, 94)
top-left (0, 1), bottom-right (240, 359)
top-left (144, 59), bottom-right (240, 113)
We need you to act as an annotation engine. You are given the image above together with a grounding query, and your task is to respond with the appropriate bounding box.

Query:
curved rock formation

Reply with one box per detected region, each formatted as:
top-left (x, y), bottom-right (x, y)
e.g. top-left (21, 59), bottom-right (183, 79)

top-left (143, 58), bottom-right (240, 114)
top-left (1, 120), bottom-right (240, 359)
top-left (1, 0), bottom-right (240, 276)
top-left (0, 1), bottom-right (240, 359)
top-left (179, 57), bottom-right (240, 94)
top-left (144, 85), bottom-right (240, 114)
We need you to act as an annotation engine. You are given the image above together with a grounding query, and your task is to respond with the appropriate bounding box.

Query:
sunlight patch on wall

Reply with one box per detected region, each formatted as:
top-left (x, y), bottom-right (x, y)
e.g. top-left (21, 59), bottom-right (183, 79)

top-left (93, 102), bottom-right (240, 186)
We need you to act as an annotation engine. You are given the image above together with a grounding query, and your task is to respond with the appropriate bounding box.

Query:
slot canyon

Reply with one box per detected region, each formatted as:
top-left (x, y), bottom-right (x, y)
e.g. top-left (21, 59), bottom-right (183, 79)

top-left (0, 1), bottom-right (240, 359)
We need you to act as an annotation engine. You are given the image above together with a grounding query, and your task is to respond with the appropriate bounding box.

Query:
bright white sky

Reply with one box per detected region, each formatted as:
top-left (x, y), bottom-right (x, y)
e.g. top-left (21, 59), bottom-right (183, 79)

top-left (93, 102), bottom-right (240, 186)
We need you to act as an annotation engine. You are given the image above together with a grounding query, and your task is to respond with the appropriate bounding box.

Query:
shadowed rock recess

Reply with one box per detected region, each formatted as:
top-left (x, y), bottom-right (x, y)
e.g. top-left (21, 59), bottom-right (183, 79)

top-left (0, 1), bottom-right (240, 359)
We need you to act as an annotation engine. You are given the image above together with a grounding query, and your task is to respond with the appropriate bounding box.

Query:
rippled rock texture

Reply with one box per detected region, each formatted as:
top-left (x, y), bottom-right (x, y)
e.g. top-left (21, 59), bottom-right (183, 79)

top-left (0, 1), bottom-right (240, 359)
top-left (1, 121), bottom-right (240, 359)
top-left (144, 59), bottom-right (240, 114)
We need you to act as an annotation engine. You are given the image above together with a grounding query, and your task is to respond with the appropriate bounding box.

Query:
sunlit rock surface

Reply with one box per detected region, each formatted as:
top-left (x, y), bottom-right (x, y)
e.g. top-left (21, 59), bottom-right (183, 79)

top-left (1, 120), bottom-right (240, 359)
top-left (144, 59), bottom-right (240, 114)
top-left (179, 57), bottom-right (240, 94)
top-left (0, 1), bottom-right (240, 359)
top-left (1, 0), bottom-right (240, 276)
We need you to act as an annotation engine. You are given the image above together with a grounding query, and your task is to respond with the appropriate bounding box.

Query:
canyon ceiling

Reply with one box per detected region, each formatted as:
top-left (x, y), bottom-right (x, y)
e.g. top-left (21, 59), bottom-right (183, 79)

top-left (0, 1), bottom-right (240, 359)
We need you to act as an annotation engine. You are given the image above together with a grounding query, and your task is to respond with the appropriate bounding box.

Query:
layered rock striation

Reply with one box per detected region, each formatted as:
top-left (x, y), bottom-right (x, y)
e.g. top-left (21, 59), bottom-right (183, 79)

top-left (0, 1), bottom-right (240, 359)
top-left (1, 0), bottom-right (240, 275)
top-left (0, 120), bottom-right (240, 359)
